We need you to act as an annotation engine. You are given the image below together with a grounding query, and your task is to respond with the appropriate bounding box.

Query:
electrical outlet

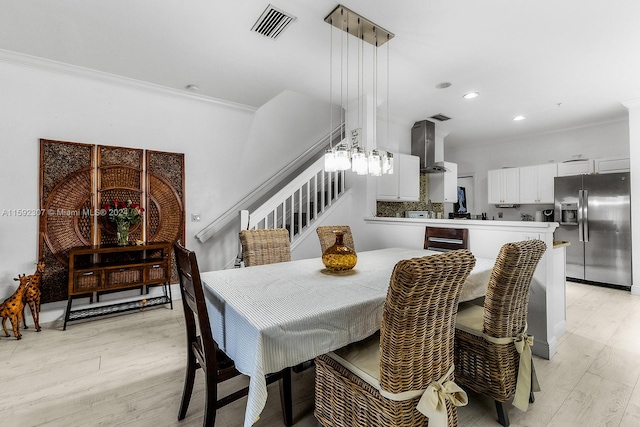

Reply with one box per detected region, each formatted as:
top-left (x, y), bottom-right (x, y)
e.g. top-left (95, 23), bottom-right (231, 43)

top-left (191, 213), bottom-right (201, 222)
top-left (498, 212), bottom-right (503, 218)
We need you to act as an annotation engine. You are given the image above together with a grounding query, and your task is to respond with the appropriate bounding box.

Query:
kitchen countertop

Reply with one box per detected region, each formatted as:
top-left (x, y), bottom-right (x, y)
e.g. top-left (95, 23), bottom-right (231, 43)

top-left (366, 216), bottom-right (559, 231)
top-left (553, 240), bottom-right (571, 249)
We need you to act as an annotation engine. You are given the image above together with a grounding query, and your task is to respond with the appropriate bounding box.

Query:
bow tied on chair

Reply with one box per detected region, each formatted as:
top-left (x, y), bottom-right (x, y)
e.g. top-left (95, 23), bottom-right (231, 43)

top-left (513, 330), bottom-right (534, 353)
top-left (511, 325), bottom-right (540, 412)
top-left (416, 365), bottom-right (468, 427)
top-left (481, 324), bottom-right (540, 412)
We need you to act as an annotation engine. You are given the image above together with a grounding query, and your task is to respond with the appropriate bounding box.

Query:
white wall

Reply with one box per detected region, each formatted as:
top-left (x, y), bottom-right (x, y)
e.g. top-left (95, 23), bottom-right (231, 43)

top-left (198, 89), bottom-right (338, 269)
top-left (445, 119), bottom-right (630, 220)
top-left (0, 56), bottom-right (331, 306)
top-left (623, 99), bottom-right (640, 295)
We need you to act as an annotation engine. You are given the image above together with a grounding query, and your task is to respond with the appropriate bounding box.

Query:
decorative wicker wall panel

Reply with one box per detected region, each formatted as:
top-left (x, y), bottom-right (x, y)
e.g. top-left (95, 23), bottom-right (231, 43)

top-left (38, 141), bottom-right (185, 303)
top-left (39, 139), bottom-right (95, 303)
top-left (146, 150), bottom-right (185, 282)
top-left (97, 146), bottom-right (144, 245)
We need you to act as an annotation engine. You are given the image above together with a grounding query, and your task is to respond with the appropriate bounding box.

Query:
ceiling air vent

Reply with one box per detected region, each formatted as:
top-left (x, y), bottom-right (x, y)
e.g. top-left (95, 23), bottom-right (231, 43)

top-left (251, 4), bottom-right (296, 39)
top-left (430, 114), bottom-right (451, 122)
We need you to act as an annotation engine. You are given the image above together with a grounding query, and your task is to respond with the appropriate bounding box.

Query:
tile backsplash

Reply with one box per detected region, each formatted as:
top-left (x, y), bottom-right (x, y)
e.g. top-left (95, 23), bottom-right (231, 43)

top-left (376, 174), bottom-right (444, 217)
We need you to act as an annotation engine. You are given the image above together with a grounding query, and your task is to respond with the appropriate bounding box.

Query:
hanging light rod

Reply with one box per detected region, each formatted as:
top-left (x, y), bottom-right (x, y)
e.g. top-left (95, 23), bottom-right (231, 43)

top-left (324, 5), bottom-right (394, 47)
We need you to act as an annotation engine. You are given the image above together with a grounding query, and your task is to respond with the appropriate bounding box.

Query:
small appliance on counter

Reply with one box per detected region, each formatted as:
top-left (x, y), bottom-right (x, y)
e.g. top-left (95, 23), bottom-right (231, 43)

top-left (448, 212), bottom-right (471, 219)
top-left (406, 211), bottom-right (446, 219)
top-left (405, 211), bottom-right (430, 219)
top-left (542, 209), bottom-right (554, 222)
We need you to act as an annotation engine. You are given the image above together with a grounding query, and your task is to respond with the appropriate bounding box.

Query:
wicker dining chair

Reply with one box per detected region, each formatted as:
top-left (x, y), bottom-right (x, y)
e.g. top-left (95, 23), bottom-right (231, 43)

top-left (424, 226), bottom-right (468, 252)
top-left (239, 228), bottom-right (291, 267)
top-left (316, 225), bottom-right (355, 253)
top-left (454, 239), bottom-right (547, 427)
top-left (315, 250), bottom-right (477, 427)
top-left (173, 242), bottom-right (293, 426)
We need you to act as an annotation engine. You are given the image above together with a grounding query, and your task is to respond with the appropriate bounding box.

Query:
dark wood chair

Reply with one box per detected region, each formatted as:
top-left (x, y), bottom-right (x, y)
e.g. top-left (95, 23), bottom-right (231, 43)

top-left (454, 239), bottom-right (547, 427)
top-left (315, 250), bottom-right (477, 427)
top-left (424, 226), bottom-right (469, 251)
top-left (174, 242), bottom-right (293, 426)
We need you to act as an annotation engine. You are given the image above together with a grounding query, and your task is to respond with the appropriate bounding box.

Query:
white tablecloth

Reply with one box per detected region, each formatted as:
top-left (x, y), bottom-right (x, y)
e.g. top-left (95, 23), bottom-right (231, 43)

top-left (200, 248), bottom-right (494, 426)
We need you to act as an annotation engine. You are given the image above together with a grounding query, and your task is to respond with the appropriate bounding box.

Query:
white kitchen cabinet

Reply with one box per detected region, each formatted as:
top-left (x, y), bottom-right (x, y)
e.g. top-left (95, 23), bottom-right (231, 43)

top-left (488, 168), bottom-right (519, 204)
top-left (376, 154), bottom-right (420, 202)
top-left (519, 163), bottom-right (557, 204)
top-left (429, 161), bottom-right (457, 202)
top-left (557, 160), bottom-right (593, 176)
top-left (594, 157), bottom-right (630, 174)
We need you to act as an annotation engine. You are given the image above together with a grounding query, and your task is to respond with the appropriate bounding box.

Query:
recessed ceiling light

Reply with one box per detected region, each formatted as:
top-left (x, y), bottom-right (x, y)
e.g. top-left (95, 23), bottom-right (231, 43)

top-left (436, 82), bottom-right (452, 89)
top-left (185, 84), bottom-right (200, 92)
top-left (513, 115), bottom-right (526, 121)
top-left (463, 92), bottom-right (479, 99)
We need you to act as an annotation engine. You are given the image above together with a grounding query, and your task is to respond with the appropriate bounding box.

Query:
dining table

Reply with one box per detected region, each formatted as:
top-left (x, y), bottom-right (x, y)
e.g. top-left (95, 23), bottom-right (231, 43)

top-left (200, 247), bottom-right (495, 426)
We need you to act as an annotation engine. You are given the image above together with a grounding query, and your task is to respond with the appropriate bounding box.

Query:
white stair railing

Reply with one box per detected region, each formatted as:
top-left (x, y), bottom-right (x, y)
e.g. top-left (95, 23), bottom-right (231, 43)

top-left (239, 157), bottom-right (347, 247)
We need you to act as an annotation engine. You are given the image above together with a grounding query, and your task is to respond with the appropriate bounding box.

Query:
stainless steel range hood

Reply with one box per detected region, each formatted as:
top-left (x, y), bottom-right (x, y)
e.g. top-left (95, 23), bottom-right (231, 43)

top-left (411, 120), bottom-right (448, 173)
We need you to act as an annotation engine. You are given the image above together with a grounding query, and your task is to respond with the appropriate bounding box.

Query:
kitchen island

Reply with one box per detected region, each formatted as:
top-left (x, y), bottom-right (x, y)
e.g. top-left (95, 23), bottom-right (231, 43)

top-left (363, 216), bottom-right (565, 359)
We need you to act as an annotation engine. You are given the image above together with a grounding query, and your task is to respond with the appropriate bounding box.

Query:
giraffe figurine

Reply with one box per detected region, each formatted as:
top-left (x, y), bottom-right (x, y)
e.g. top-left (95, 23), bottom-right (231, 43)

top-left (1, 274), bottom-right (30, 340)
top-left (19, 261), bottom-right (45, 332)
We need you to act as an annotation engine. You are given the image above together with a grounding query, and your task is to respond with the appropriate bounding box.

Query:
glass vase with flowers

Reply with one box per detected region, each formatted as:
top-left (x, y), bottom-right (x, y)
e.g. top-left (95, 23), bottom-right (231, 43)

top-left (103, 199), bottom-right (144, 245)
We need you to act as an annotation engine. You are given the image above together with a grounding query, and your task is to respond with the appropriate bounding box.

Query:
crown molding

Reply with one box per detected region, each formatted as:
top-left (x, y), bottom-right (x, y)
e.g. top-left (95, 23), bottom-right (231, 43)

top-left (622, 98), bottom-right (640, 109)
top-left (0, 48), bottom-right (257, 113)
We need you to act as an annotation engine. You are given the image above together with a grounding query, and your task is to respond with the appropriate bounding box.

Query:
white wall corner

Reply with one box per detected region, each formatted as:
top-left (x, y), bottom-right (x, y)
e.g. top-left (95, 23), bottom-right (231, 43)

top-left (621, 98), bottom-right (640, 109)
top-left (626, 101), bottom-right (640, 294)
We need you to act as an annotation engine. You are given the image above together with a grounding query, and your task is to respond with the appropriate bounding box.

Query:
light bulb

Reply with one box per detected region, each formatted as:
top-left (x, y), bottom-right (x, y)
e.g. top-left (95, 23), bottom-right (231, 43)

top-left (368, 150), bottom-right (382, 176)
top-left (324, 149), bottom-right (337, 173)
top-left (335, 145), bottom-right (351, 170)
top-left (351, 148), bottom-right (368, 175)
top-left (383, 152), bottom-right (394, 174)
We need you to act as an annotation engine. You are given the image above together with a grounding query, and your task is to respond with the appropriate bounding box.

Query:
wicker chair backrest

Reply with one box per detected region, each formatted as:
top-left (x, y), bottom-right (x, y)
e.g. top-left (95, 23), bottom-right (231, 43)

top-left (240, 228), bottom-right (291, 267)
top-left (379, 249), bottom-right (476, 394)
top-left (483, 240), bottom-right (547, 338)
top-left (316, 225), bottom-right (355, 253)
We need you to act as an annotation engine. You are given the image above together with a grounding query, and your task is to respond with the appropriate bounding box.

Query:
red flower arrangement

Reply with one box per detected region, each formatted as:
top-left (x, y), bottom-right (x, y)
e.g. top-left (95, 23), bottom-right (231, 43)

top-left (103, 199), bottom-right (144, 225)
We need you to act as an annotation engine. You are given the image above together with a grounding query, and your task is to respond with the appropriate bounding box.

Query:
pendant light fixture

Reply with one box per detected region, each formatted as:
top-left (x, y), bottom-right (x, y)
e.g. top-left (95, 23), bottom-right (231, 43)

top-left (323, 5), bottom-right (395, 176)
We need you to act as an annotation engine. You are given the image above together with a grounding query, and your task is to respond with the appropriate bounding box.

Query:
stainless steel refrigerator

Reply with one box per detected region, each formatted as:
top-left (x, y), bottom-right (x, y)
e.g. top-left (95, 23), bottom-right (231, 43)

top-left (554, 172), bottom-right (632, 288)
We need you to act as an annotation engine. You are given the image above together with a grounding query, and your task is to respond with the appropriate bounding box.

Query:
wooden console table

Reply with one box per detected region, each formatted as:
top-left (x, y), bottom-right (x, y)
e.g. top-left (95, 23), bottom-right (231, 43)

top-left (64, 242), bottom-right (173, 330)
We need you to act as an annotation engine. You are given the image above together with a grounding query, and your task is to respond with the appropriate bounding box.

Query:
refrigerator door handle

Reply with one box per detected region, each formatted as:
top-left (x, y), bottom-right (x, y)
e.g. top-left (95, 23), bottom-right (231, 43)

top-left (578, 190), bottom-right (584, 242)
top-left (583, 190), bottom-right (589, 242)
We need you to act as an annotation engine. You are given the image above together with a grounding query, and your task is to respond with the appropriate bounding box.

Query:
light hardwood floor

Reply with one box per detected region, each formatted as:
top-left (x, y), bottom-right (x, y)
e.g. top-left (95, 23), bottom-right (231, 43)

top-left (2, 281), bottom-right (640, 427)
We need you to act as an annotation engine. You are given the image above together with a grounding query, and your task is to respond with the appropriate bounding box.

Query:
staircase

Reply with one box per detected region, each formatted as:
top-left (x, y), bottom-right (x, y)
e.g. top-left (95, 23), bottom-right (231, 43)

top-left (239, 156), bottom-right (348, 256)
top-left (195, 123), bottom-right (345, 245)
